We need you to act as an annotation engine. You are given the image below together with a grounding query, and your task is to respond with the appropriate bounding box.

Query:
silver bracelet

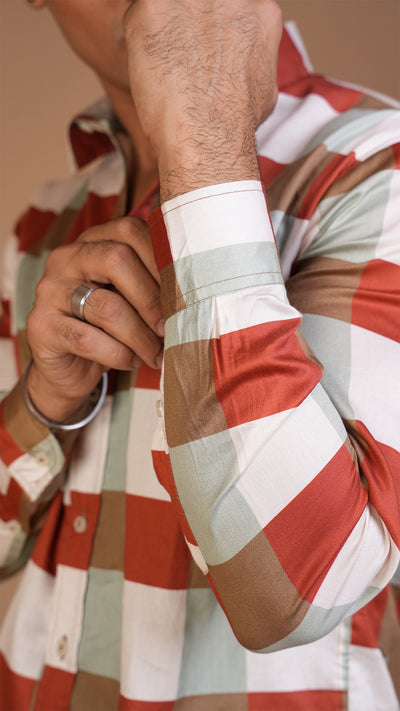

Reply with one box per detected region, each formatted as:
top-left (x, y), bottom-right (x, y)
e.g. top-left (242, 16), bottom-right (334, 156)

top-left (22, 360), bottom-right (108, 431)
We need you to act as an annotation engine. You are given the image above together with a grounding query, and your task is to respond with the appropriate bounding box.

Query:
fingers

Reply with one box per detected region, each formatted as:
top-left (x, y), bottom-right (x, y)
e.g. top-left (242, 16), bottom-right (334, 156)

top-left (115, 216), bottom-right (160, 286)
top-left (46, 220), bottom-right (162, 336)
top-left (78, 285), bottom-right (164, 368)
top-left (33, 277), bottom-right (163, 370)
top-left (74, 240), bottom-right (162, 333)
top-left (29, 294), bottom-right (159, 375)
top-left (31, 215), bottom-right (164, 372)
top-left (46, 312), bottom-right (152, 371)
top-left (79, 215), bottom-right (161, 285)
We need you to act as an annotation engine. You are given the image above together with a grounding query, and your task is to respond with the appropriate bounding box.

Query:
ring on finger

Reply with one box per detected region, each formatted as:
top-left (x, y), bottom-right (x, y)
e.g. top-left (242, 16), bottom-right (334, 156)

top-left (70, 284), bottom-right (102, 322)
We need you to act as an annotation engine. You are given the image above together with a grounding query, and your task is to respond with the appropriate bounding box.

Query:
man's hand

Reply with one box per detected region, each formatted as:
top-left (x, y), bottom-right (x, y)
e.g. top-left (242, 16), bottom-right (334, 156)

top-left (123, 0), bottom-right (283, 201)
top-left (26, 216), bottom-right (163, 423)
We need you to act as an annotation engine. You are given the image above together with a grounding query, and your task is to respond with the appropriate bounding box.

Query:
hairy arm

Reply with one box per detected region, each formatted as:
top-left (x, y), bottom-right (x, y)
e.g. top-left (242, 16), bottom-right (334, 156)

top-left (124, 0), bottom-right (282, 200)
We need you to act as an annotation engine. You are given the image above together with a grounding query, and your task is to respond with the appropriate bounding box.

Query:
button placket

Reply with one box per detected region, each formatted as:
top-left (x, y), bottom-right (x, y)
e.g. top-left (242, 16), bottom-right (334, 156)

top-left (46, 566), bottom-right (88, 671)
top-left (156, 398), bottom-right (168, 452)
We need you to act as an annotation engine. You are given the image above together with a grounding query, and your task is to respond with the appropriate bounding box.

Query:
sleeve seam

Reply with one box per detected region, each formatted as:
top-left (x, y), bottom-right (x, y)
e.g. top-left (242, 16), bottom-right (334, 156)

top-left (161, 186), bottom-right (264, 217)
top-left (180, 270), bottom-right (282, 297)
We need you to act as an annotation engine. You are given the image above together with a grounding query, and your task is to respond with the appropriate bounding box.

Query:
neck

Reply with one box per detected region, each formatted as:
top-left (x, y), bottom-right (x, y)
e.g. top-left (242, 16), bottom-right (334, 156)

top-left (101, 79), bottom-right (159, 210)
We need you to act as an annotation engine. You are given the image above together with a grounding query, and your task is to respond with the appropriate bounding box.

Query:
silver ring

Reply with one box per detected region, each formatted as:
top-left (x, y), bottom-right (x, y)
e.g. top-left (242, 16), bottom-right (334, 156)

top-left (70, 284), bottom-right (100, 322)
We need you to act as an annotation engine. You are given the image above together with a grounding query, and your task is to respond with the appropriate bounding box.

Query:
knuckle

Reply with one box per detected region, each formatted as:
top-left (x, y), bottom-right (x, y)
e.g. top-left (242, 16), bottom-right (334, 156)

top-left (106, 241), bottom-right (132, 271)
top-left (34, 277), bottom-right (48, 302)
top-left (61, 320), bottom-right (92, 352)
top-left (44, 245), bottom-right (67, 272)
top-left (75, 239), bottom-right (101, 257)
top-left (43, 249), bottom-right (57, 271)
top-left (91, 289), bottom-right (125, 321)
top-left (76, 224), bottom-right (102, 243)
top-left (113, 215), bottom-right (148, 247)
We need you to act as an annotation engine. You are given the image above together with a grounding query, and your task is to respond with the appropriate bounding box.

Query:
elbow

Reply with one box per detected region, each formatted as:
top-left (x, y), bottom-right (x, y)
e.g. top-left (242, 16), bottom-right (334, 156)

top-left (207, 534), bottom-right (343, 652)
top-left (208, 543), bottom-right (326, 653)
top-left (228, 596), bottom-right (311, 653)
top-left (208, 568), bottom-right (312, 652)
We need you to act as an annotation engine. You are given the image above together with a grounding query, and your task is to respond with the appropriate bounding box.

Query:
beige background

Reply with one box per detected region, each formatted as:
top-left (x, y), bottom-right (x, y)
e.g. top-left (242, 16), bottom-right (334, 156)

top-left (0, 0), bottom-right (399, 648)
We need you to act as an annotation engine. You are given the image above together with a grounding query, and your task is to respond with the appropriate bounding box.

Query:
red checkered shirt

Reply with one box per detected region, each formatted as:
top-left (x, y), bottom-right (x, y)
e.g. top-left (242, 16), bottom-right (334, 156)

top-left (1, 24), bottom-right (400, 711)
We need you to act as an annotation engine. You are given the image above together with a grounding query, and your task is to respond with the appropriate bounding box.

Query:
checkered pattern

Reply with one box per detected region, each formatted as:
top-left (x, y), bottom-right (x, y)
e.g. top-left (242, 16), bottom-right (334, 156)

top-left (1, 24), bottom-right (400, 710)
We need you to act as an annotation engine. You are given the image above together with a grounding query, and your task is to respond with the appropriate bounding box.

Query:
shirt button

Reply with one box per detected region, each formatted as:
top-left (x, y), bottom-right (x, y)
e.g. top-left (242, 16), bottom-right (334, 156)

top-left (35, 451), bottom-right (49, 466)
top-left (156, 400), bottom-right (163, 417)
top-left (73, 514), bottom-right (87, 534)
top-left (57, 635), bottom-right (68, 660)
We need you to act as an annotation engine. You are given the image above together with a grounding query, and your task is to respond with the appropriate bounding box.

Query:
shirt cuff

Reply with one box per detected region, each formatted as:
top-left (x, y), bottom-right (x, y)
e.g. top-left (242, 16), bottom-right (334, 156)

top-left (149, 181), bottom-right (283, 320)
top-left (1, 380), bottom-right (67, 511)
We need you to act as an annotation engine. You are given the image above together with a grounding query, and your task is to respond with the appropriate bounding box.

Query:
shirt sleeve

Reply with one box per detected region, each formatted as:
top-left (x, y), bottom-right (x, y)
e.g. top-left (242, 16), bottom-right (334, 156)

top-left (149, 174), bottom-right (400, 652)
top-left (0, 235), bottom-right (69, 577)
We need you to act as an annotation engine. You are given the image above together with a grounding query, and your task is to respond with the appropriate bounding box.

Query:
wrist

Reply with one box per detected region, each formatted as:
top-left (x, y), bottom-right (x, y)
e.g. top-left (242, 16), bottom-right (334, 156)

top-left (154, 114), bottom-right (260, 203)
top-left (26, 361), bottom-right (94, 424)
top-left (23, 361), bottom-right (108, 432)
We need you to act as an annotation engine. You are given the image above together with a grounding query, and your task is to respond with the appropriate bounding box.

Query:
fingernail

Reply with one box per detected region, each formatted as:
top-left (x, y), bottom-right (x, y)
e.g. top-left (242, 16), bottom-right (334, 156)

top-left (156, 319), bottom-right (165, 337)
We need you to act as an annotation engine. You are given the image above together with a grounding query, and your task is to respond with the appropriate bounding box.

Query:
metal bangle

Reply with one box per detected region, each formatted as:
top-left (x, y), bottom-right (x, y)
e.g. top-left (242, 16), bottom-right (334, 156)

top-left (22, 360), bottom-right (108, 431)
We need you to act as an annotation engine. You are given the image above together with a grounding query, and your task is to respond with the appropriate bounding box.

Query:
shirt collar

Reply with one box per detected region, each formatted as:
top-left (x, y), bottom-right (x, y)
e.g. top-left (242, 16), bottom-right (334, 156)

top-left (277, 23), bottom-right (313, 91)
